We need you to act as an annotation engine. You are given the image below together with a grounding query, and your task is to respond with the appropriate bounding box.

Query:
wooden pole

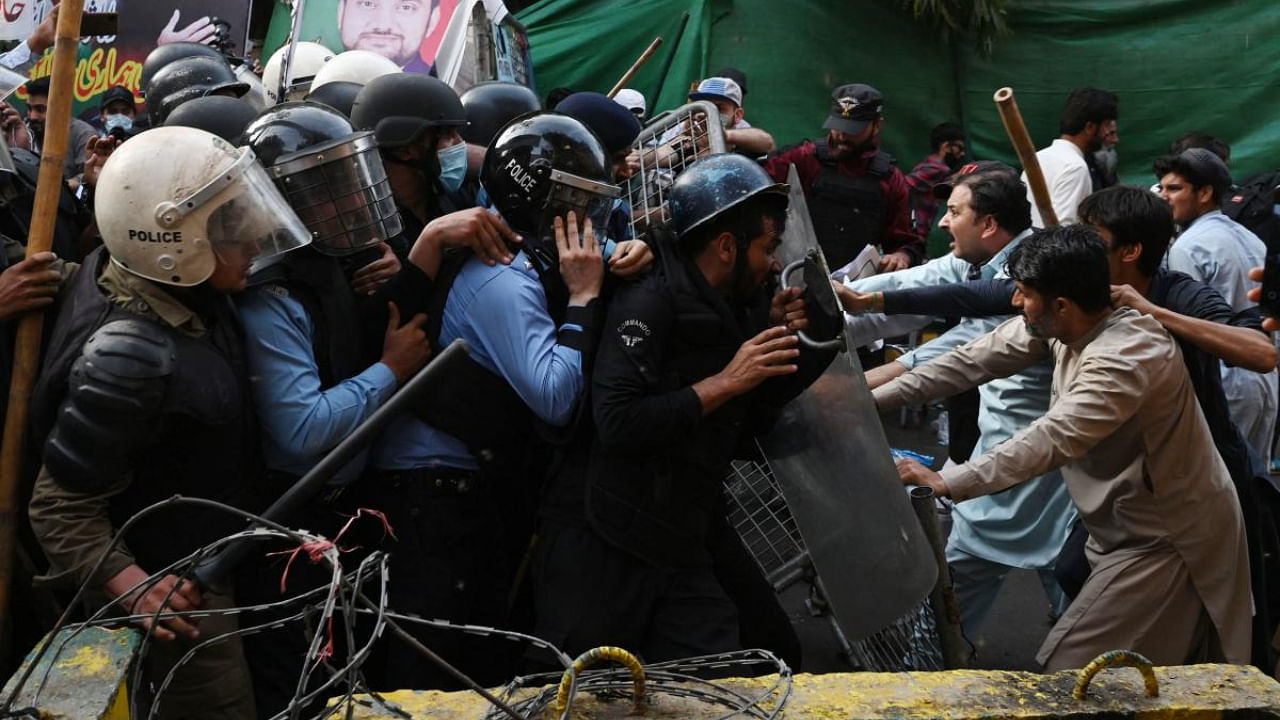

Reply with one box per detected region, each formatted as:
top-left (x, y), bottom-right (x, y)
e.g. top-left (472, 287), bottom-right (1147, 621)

top-left (993, 87), bottom-right (1059, 228)
top-left (0, 0), bottom-right (85, 628)
top-left (607, 36), bottom-right (663, 99)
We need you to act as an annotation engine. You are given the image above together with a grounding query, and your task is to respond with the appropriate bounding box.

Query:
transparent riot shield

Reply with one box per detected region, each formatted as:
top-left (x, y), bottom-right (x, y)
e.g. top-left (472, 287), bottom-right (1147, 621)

top-left (623, 101), bottom-right (726, 242)
top-left (724, 164), bottom-right (945, 670)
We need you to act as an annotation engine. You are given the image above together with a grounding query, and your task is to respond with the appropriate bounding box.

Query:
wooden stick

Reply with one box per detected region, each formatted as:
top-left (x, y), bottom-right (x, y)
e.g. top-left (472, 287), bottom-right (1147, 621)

top-left (993, 87), bottom-right (1059, 228)
top-left (607, 36), bottom-right (663, 99)
top-left (0, 0), bottom-right (85, 629)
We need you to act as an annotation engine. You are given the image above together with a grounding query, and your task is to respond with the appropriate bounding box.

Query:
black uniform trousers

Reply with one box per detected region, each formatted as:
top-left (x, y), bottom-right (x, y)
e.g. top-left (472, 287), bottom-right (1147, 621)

top-left (531, 519), bottom-right (740, 665)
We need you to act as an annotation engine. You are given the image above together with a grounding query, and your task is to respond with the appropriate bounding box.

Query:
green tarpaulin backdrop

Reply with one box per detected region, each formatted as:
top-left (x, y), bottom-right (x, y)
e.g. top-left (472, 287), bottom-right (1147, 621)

top-left (516, 0), bottom-right (1280, 185)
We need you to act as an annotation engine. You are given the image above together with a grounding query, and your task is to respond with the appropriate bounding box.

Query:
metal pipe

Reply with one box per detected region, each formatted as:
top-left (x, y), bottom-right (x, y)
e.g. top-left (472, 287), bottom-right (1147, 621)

top-left (909, 485), bottom-right (967, 669)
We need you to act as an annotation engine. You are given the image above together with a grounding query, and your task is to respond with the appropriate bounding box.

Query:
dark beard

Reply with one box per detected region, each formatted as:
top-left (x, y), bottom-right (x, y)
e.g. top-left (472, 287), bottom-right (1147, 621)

top-left (944, 154), bottom-right (967, 171)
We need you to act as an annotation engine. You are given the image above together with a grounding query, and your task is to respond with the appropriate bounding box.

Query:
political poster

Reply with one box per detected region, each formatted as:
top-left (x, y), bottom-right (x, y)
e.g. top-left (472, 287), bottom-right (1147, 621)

top-left (262, 0), bottom-right (460, 74)
top-left (261, 0), bottom-right (532, 93)
top-left (0, 0), bottom-right (251, 120)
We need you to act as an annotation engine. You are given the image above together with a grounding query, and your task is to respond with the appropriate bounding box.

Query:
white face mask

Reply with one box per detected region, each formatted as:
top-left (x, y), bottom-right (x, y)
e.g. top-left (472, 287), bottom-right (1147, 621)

top-left (103, 113), bottom-right (132, 133)
top-left (719, 112), bottom-right (735, 130)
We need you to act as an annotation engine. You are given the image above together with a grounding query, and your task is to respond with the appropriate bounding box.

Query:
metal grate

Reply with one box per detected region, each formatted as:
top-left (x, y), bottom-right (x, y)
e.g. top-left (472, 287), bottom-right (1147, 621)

top-left (723, 448), bottom-right (947, 672)
top-left (725, 458), bottom-right (807, 589)
top-left (846, 599), bottom-right (946, 672)
top-left (625, 101), bottom-right (727, 242)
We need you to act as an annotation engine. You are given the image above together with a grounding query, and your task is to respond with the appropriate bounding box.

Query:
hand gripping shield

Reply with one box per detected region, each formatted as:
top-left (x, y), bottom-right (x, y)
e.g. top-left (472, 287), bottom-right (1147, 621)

top-left (732, 164), bottom-right (937, 646)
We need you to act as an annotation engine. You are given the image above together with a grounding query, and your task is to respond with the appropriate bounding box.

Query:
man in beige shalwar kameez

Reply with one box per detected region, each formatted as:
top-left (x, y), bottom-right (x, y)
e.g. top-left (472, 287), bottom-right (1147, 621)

top-left (876, 225), bottom-right (1252, 670)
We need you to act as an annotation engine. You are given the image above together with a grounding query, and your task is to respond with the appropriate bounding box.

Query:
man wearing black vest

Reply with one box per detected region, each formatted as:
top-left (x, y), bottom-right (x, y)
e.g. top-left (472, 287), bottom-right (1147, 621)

top-left (764, 83), bottom-right (923, 272)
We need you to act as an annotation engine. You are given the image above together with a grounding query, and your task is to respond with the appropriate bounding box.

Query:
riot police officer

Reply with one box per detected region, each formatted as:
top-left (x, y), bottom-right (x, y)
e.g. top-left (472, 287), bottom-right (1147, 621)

top-left (144, 54), bottom-right (250, 127)
top-left (533, 153), bottom-right (834, 662)
top-left (27, 126), bottom-right (311, 720)
top-left (364, 111), bottom-right (616, 689)
top-left (234, 100), bottom-right (432, 711)
top-left (352, 73), bottom-right (488, 255)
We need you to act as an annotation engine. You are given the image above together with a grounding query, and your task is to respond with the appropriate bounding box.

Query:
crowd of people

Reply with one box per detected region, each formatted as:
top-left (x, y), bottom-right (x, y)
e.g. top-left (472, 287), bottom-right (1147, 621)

top-left (0, 21), bottom-right (1278, 720)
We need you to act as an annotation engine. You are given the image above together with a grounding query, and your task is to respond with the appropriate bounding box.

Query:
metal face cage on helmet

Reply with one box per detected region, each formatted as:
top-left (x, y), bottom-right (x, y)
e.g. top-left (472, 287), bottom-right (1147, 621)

top-left (95, 127), bottom-right (312, 286)
top-left (544, 169), bottom-right (619, 239)
top-left (244, 102), bottom-right (402, 255)
top-left (268, 131), bottom-right (402, 255)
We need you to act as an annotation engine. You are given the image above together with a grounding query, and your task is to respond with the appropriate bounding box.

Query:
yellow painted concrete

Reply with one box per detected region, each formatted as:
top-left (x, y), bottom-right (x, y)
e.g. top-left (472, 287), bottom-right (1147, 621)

top-left (344, 664), bottom-right (1280, 719)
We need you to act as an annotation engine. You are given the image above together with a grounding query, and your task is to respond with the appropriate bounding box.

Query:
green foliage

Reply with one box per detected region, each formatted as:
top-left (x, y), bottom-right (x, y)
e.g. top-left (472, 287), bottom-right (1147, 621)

top-left (899, 0), bottom-right (1012, 54)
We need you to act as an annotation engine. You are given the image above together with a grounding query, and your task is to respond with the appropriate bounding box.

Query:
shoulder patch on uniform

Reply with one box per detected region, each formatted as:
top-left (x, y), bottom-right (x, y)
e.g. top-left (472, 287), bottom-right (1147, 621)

top-left (263, 284), bottom-right (289, 299)
top-left (617, 318), bottom-right (651, 349)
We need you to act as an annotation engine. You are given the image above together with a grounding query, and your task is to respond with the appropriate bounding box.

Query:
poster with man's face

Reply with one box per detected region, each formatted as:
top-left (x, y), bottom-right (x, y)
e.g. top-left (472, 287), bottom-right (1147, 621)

top-left (263, 0), bottom-right (458, 75)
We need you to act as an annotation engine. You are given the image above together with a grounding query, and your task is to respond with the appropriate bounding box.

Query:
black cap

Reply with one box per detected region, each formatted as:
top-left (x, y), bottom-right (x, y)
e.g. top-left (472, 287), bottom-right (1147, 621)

top-left (100, 85), bottom-right (136, 110)
top-left (932, 160), bottom-right (1016, 199)
top-left (822, 83), bottom-right (883, 135)
top-left (714, 67), bottom-right (747, 96)
top-left (1176, 148), bottom-right (1232, 193)
top-left (555, 91), bottom-right (641, 155)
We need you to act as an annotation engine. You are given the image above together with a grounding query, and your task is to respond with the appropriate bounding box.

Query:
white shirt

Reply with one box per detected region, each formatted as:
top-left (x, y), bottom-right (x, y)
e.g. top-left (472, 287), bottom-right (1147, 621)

top-left (0, 41), bottom-right (35, 74)
top-left (1022, 138), bottom-right (1090, 226)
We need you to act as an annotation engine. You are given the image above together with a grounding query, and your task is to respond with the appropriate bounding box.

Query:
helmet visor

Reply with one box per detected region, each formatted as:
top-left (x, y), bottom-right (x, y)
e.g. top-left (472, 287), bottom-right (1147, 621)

top-left (543, 169), bottom-right (620, 241)
top-left (204, 159), bottom-right (313, 273)
top-left (269, 133), bottom-right (401, 255)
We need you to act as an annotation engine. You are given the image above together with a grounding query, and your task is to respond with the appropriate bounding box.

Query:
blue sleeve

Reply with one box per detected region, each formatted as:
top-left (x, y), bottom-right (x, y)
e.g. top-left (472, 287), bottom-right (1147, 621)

top-left (465, 273), bottom-right (585, 426)
top-left (845, 253), bottom-right (967, 293)
top-left (900, 316), bottom-right (1006, 369)
top-left (237, 289), bottom-right (398, 466)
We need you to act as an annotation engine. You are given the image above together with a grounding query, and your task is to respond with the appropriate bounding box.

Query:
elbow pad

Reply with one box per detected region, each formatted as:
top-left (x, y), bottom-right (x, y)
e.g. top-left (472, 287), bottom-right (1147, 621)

top-left (43, 319), bottom-right (173, 493)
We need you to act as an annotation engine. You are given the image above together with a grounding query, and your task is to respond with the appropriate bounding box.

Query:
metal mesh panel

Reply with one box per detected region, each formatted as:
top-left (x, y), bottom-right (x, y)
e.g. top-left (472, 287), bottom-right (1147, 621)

top-left (625, 101), bottom-right (727, 242)
top-left (725, 459), bottom-right (806, 588)
top-left (846, 599), bottom-right (946, 671)
top-left (723, 447), bottom-right (948, 671)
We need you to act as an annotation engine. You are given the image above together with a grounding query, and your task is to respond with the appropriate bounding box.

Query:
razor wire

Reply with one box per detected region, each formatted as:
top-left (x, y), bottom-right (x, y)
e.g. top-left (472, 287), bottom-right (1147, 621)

top-left (2, 496), bottom-right (793, 720)
top-left (625, 100), bottom-right (727, 243)
top-left (723, 445), bottom-right (947, 672)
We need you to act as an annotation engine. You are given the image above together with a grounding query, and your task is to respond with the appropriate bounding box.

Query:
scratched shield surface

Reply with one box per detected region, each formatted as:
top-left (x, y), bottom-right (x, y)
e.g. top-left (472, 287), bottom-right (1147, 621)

top-left (754, 164), bottom-right (936, 641)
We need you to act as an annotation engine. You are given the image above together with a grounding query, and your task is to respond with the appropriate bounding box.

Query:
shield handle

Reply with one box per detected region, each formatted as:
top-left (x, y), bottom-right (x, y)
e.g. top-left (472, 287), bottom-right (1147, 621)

top-left (781, 258), bottom-right (845, 351)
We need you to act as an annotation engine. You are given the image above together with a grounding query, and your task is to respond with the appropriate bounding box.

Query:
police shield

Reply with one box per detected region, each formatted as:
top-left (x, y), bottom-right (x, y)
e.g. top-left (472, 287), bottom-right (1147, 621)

top-left (753, 164), bottom-right (936, 641)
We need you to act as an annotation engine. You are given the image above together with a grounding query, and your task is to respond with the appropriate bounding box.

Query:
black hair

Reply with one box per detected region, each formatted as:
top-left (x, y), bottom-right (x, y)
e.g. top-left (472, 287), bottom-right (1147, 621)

top-left (954, 170), bottom-right (1032, 236)
top-left (1152, 153), bottom-right (1227, 206)
top-left (680, 193), bottom-right (788, 259)
top-left (24, 76), bottom-right (50, 98)
top-left (929, 122), bottom-right (965, 152)
top-left (1006, 224), bottom-right (1111, 314)
top-left (1078, 186), bottom-right (1173, 278)
top-left (1058, 88), bottom-right (1118, 135)
top-left (544, 87), bottom-right (574, 111)
top-left (1169, 131), bottom-right (1230, 164)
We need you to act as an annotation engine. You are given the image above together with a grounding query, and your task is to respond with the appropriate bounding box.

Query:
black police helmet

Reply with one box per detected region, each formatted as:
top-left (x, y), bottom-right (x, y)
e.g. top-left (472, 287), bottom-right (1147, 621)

top-left (460, 81), bottom-right (540, 148)
top-left (305, 81), bottom-right (362, 119)
top-left (139, 42), bottom-right (226, 98)
top-left (146, 55), bottom-right (248, 127)
top-left (481, 111), bottom-right (616, 242)
top-left (241, 101), bottom-right (356, 166)
top-left (163, 95), bottom-right (259, 144)
top-left (668, 153), bottom-right (789, 240)
top-left (350, 74), bottom-right (466, 149)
